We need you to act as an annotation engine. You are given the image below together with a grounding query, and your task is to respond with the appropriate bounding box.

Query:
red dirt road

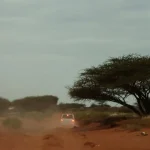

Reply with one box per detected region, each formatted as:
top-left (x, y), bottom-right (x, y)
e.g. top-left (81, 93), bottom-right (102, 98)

top-left (0, 127), bottom-right (149, 150)
top-left (0, 114), bottom-right (149, 150)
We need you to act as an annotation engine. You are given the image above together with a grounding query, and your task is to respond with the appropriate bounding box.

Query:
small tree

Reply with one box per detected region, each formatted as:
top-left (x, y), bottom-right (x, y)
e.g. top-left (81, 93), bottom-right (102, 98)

top-left (68, 54), bottom-right (150, 116)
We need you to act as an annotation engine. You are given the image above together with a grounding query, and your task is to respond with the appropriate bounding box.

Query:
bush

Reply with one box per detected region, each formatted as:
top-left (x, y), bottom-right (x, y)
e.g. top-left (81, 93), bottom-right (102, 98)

top-left (100, 115), bottom-right (131, 128)
top-left (121, 117), bottom-right (150, 131)
top-left (73, 110), bottom-right (138, 127)
top-left (2, 117), bottom-right (22, 129)
top-left (74, 111), bottom-right (110, 125)
top-left (122, 124), bottom-right (142, 131)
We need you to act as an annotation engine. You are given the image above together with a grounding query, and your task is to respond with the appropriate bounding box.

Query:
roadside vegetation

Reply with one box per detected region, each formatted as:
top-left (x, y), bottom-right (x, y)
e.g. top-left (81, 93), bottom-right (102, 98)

top-left (120, 117), bottom-right (150, 131)
top-left (2, 117), bottom-right (22, 129)
top-left (0, 53), bottom-right (150, 131)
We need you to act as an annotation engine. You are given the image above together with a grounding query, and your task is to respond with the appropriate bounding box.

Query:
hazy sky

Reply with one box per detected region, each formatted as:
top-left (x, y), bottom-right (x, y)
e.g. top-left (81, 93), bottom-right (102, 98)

top-left (0, 0), bottom-right (150, 103)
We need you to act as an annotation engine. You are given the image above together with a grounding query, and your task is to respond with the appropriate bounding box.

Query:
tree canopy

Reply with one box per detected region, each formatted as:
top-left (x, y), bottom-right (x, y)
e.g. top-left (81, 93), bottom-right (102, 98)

top-left (68, 54), bottom-right (150, 116)
top-left (12, 95), bottom-right (58, 112)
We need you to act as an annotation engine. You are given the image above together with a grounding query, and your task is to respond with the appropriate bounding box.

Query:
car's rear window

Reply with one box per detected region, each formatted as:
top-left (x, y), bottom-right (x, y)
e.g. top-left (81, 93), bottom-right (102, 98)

top-left (62, 114), bottom-right (73, 119)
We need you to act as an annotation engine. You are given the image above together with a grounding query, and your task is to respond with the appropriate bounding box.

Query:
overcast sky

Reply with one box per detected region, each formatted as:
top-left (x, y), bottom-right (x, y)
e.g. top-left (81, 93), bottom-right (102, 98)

top-left (0, 0), bottom-right (150, 103)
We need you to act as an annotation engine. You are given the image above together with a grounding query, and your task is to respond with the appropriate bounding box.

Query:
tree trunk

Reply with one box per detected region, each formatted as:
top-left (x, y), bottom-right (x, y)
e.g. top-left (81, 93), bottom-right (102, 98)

top-left (124, 103), bottom-right (142, 117)
top-left (140, 98), bottom-right (150, 115)
top-left (136, 98), bottom-right (147, 115)
top-left (111, 99), bottom-right (142, 117)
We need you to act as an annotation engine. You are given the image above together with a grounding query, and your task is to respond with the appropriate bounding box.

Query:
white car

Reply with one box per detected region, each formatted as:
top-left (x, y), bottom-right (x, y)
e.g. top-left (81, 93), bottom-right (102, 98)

top-left (60, 113), bottom-right (76, 128)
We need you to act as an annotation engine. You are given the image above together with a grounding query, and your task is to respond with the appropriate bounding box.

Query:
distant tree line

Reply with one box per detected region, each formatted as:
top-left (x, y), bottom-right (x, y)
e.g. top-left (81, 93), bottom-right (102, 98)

top-left (58, 103), bottom-right (85, 112)
top-left (0, 95), bottom-right (58, 113)
top-left (12, 95), bottom-right (58, 112)
top-left (0, 96), bottom-right (134, 114)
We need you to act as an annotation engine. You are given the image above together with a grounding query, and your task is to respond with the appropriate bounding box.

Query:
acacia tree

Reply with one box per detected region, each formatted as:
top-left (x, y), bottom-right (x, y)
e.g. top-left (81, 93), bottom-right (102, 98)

top-left (68, 54), bottom-right (150, 116)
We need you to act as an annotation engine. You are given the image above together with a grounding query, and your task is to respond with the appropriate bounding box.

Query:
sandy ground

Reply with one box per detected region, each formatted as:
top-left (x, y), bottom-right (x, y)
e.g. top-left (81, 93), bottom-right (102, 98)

top-left (0, 114), bottom-right (149, 150)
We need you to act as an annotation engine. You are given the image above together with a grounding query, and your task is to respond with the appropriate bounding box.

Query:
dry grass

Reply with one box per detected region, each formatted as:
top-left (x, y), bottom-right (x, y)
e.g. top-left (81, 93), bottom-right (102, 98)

top-left (74, 111), bottom-right (110, 125)
top-left (122, 124), bottom-right (142, 131)
top-left (2, 117), bottom-right (22, 129)
top-left (121, 117), bottom-right (150, 131)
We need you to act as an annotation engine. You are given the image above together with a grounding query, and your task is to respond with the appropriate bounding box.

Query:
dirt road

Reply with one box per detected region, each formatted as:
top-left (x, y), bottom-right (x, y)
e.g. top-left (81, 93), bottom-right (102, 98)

top-left (0, 126), bottom-right (149, 150)
top-left (0, 114), bottom-right (149, 150)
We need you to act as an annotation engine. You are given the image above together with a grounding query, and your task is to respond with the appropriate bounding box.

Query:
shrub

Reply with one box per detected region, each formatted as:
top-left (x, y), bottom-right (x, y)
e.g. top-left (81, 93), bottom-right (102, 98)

top-left (122, 124), bottom-right (142, 131)
top-left (100, 116), bottom-right (130, 128)
top-left (74, 111), bottom-right (110, 126)
top-left (2, 117), bottom-right (22, 129)
top-left (121, 117), bottom-right (150, 131)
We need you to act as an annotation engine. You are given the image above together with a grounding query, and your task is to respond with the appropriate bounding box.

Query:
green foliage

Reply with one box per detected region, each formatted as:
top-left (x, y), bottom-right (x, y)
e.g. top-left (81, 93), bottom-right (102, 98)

top-left (2, 117), bottom-right (22, 129)
top-left (68, 54), bottom-right (150, 116)
top-left (12, 95), bottom-right (58, 112)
